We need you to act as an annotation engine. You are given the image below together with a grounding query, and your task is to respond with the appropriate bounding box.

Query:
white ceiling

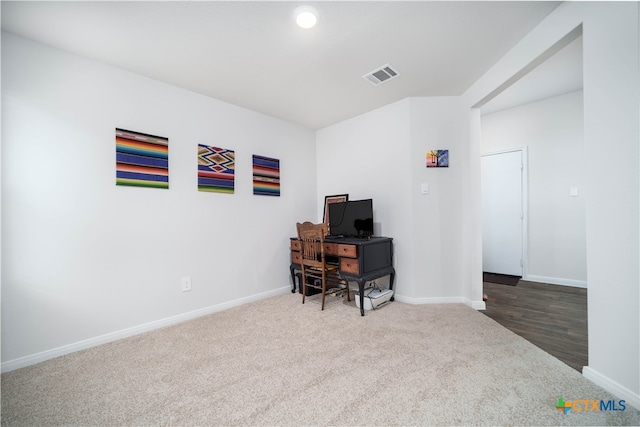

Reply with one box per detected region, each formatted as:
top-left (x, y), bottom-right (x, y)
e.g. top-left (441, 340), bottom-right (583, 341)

top-left (1, 1), bottom-right (572, 130)
top-left (481, 34), bottom-right (583, 115)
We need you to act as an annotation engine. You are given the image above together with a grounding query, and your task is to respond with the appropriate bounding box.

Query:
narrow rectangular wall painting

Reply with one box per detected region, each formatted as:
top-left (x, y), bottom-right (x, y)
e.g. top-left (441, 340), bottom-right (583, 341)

top-left (116, 128), bottom-right (169, 188)
top-left (252, 155), bottom-right (280, 196)
top-left (426, 149), bottom-right (449, 168)
top-left (198, 145), bottom-right (235, 194)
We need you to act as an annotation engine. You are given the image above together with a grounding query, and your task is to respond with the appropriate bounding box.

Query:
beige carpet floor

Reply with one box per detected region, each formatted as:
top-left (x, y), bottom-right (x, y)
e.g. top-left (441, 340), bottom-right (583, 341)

top-left (2, 292), bottom-right (639, 426)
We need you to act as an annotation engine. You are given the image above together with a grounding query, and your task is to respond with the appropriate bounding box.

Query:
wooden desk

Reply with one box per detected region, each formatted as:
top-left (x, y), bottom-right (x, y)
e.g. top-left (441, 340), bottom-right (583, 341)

top-left (290, 236), bottom-right (395, 316)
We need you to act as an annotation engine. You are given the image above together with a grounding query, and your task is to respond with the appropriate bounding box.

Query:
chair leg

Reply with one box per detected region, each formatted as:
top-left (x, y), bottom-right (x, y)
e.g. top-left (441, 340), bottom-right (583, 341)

top-left (321, 273), bottom-right (326, 310)
top-left (345, 279), bottom-right (351, 302)
top-left (301, 269), bottom-right (306, 304)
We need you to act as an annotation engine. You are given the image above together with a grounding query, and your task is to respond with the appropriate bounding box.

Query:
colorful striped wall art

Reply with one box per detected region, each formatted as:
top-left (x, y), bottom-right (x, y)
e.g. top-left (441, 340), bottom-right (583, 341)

top-left (116, 128), bottom-right (169, 188)
top-left (252, 155), bottom-right (280, 196)
top-left (198, 145), bottom-right (235, 194)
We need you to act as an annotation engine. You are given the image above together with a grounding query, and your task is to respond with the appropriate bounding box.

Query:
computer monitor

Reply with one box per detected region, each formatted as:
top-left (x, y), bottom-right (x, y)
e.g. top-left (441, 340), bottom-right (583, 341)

top-left (328, 199), bottom-right (374, 237)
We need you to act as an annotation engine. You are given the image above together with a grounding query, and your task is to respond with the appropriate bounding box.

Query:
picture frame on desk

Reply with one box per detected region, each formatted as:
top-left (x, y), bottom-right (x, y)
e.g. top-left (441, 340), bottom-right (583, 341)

top-left (323, 194), bottom-right (348, 227)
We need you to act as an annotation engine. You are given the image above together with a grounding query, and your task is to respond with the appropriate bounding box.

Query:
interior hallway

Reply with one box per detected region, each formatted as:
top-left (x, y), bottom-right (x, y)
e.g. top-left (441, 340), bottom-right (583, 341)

top-left (482, 280), bottom-right (588, 372)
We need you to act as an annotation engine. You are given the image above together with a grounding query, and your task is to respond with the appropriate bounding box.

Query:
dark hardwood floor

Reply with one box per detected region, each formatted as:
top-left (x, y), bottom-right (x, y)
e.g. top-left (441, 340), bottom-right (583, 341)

top-left (481, 280), bottom-right (588, 372)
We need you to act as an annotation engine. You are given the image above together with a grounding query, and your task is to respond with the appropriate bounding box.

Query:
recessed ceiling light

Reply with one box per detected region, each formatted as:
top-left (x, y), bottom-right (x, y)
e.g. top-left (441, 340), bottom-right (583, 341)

top-left (294, 6), bottom-right (318, 29)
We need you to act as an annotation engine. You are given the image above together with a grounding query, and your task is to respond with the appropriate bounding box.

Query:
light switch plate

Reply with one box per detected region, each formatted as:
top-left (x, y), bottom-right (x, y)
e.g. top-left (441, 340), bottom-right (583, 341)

top-left (421, 183), bottom-right (429, 195)
top-left (570, 187), bottom-right (578, 197)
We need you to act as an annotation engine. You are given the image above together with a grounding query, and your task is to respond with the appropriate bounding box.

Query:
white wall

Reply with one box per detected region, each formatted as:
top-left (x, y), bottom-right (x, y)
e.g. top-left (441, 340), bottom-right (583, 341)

top-left (316, 97), bottom-right (476, 306)
top-left (581, 3), bottom-right (639, 405)
top-left (1, 33), bottom-right (317, 368)
top-left (408, 97), bottom-right (468, 302)
top-left (316, 99), bottom-right (413, 294)
top-left (462, 2), bottom-right (639, 408)
top-left (481, 91), bottom-right (586, 286)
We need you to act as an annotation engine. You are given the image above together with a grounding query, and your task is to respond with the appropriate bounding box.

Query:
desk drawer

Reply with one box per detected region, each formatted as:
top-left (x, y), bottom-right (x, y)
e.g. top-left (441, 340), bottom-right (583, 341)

top-left (340, 258), bottom-right (360, 274)
top-left (290, 240), bottom-right (301, 251)
top-left (291, 252), bottom-right (302, 264)
top-left (324, 243), bottom-right (338, 255)
top-left (337, 244), bottom-right (357, 258)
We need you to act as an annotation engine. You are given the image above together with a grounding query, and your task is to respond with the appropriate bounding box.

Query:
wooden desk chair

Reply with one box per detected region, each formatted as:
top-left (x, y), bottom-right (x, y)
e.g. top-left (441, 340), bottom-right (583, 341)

top-left (296, 222), bottom-right (350, 310)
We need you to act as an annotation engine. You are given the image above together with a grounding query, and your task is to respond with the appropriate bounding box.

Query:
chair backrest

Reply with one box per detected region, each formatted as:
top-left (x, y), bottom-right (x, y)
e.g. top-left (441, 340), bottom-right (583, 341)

top-left (296, 222), bottom-right (328, 268)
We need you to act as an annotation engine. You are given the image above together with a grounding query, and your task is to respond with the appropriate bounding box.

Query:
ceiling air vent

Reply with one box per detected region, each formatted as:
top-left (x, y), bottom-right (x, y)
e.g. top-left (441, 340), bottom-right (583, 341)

top-left (363, 64), bottom-right (400, 87)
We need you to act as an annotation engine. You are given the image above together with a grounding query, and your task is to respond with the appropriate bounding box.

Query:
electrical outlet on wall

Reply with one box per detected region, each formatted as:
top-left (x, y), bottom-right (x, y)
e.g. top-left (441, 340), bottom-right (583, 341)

top-left (181, 276), bottom-right (192, 292)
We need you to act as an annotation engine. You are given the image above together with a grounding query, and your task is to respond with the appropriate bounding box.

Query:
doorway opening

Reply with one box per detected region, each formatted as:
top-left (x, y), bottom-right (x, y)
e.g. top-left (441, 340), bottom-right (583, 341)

top-left (475, 25), bottom-right (587, 370)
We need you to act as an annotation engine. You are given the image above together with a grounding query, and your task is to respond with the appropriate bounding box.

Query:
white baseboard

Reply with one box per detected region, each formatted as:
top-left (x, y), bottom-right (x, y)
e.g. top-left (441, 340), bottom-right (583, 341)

top-left (583, 366), bottom-right (640, 410)
top-left (470, 299), bottom-right (487, 310)
top-left (1, 286), bottom-right (292, 373)
top-left (524, 274), bottom-right (587, 288)
top-left (394, 294), bottom-right (486, 310)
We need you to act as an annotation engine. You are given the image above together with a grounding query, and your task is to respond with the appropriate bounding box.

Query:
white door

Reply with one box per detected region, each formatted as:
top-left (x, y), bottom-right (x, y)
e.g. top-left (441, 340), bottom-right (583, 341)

top-left (482, 150), bottom-right (524, 276)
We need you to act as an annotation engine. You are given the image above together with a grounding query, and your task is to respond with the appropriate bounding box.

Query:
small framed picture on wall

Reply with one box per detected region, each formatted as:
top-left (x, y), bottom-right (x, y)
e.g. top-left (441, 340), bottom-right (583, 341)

top-left (426, 149), bottom-right (449, 167)
top-left (323, 194), bottom-right (348, 226)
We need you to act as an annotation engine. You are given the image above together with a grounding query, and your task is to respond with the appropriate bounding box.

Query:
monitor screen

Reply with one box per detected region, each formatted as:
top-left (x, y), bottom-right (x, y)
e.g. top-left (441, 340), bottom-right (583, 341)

top-left (328, 199), bottom-right (374, 237)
